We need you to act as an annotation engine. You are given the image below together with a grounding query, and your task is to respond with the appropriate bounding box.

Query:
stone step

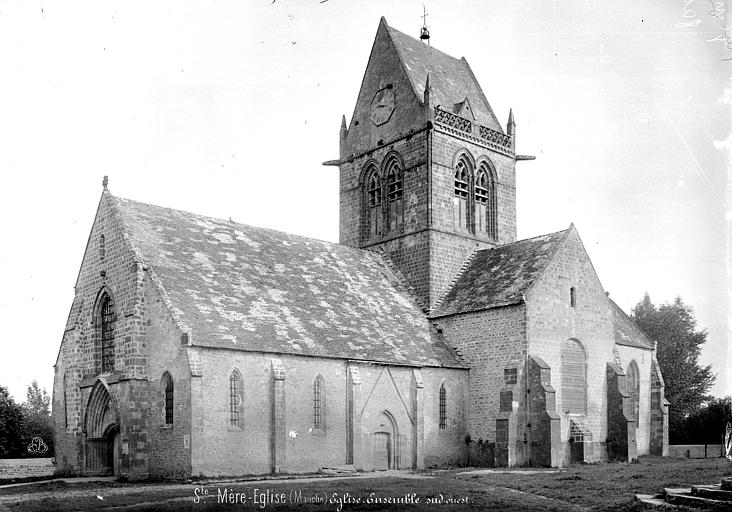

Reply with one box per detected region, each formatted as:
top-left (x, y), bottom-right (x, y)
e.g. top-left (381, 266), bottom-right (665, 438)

top-left (664, 488), bottom-right (732, 510)
top-left (692, 484), bottom-right (732, 501)
top-left (634, 493), bottom-right (673, 508)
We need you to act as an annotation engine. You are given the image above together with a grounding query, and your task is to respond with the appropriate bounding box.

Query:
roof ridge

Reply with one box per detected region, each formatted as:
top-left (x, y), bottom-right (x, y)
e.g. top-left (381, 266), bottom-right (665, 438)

top-left (430, 246), bottom-right (481, 314)
top-left (112, 195), bottom-right (363, 255)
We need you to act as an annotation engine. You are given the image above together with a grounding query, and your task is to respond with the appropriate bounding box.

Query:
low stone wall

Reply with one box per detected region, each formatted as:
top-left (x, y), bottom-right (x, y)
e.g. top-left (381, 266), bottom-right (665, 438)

top-left (0, 458), bottom-right (55, 479)
top-left (668, 444), bottom-right (724, 459)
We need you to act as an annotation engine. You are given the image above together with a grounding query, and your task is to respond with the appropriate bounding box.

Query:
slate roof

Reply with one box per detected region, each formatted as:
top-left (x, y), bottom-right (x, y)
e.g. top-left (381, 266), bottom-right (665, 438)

top-left (384, 19), bottom-right (503, 132)
top-left (610, 299), bottom-right (655, 350)
top-left (431, 229), bottom-right (570, 318)
top-left (109, 193), bottom-right (462, 368)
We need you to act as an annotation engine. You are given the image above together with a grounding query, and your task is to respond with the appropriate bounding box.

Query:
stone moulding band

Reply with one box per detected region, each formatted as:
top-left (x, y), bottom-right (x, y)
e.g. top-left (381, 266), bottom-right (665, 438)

top-left (434, 107), bottom-right (513, 154)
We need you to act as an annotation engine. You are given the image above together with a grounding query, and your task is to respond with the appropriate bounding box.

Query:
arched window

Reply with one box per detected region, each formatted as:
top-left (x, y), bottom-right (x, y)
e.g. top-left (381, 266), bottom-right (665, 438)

top-left (313, 375), bottom-right (325, 430)
top-left (99, 235), bottom-right (105, 262)
top-left (453, 159), bottom-right (470, 231)
top-left (626, 361), bottom-right (640, 423)
top-left (385, 159), bottom-right (403, 233)
top-left (570, 287), bottom-right (577, 308)
top-left (100, 293), bottom-right (116, 373)
top-left (561, 339), bottom-right (587, 415)
top-left (475, 163), bottom-right (497, 238)
top-left (439, 383), bottom-right (447, 430)
top-left (366, 168), bottom-right (382, 239)
top-left (163, 373), bottom-right (174, 425)
top-left (229, 372), bottom-right (240, 427)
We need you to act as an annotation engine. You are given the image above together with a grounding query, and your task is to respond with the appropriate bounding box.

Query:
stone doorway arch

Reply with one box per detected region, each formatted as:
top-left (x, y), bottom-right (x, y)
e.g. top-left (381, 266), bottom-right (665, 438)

top-left (84, 381), bottom-right (119, 475)
top-left (372, 411), bottom-right (400, 470)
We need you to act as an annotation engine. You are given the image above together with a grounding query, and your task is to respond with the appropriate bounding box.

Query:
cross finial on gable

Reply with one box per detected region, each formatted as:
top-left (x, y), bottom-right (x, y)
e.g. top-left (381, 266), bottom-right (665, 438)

top-left (102, 175), bottom-right (109, 189)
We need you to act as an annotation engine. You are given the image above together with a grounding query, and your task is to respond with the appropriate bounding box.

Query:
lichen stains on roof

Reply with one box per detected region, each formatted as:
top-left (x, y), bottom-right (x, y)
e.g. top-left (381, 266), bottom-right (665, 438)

top-left (431, 229), bottom-right (569, 318)
top-left (109, 194), bottom-right (462, 368)
top-left (384, 20), bottom-right (502, 132)
top-left (610, 299), bottom-right (655, 350)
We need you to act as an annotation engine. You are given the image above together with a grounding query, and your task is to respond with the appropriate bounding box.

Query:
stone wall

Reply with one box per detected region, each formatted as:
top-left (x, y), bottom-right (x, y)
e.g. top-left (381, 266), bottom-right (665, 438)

top-left (432, 305), bottom-right (525, 444)
top-left (192, 348), bottom-right (467, 476)
top-left (53, 191), bottom-right (151, 480)
top-left (525, 227), bottom-right (616, 464)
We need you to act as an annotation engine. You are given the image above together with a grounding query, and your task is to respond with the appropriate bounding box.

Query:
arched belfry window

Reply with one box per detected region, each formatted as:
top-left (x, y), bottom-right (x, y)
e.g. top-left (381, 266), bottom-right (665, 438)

top-left (366, 168), bottom-right (382, 239)
top-left (163, 373), bottom-right (174, 425)
top-left (385, 159), bottom-right (403, 233)
top-left (453, 159), bottom-right (471, 231)
top-left (439, 383), bottom-right (447, 430)
top-left (626, 361), bottom-right (640, 423)
top-left (475, 163), bottom-right (497, 238)
top-left (99, 293), bottom-right (116, 373)
top-left (561, 339), bottom-right (587, 415)
top-left (313, 374), bottom-right (325, 430)
top-left (229, 372), bottom-right (240, 427)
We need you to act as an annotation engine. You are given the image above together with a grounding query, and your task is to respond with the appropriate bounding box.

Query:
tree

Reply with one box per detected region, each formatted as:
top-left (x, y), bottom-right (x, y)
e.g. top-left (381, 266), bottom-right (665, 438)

top-left (683, 397), bottom-right (732, 445)
top-left (0, 386), bottom-right (25, 458)
top-left (21, 381), bottom-right (54, 457)
top-left (631, 293), bottom-right (715, 443)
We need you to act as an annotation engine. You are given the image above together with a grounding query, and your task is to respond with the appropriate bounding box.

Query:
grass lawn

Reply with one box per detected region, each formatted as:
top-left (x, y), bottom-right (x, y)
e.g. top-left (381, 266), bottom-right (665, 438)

top-left (0, 456), bottom-right (729, 511)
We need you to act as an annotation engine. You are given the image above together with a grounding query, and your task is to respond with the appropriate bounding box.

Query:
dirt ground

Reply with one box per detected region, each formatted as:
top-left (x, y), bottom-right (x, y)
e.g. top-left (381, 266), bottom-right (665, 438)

top-left (0, 457), bottom-right (729, 512)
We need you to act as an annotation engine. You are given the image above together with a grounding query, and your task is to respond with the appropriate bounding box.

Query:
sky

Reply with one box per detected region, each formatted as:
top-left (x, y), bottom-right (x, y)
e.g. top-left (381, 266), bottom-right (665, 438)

top-left (0, 0), bottom-right (729, 402)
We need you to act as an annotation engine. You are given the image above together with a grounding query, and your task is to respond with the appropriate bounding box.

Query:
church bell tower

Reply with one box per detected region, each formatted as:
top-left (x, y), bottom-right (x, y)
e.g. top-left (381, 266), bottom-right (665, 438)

top-left (325, 17), bottom-right (523, 310)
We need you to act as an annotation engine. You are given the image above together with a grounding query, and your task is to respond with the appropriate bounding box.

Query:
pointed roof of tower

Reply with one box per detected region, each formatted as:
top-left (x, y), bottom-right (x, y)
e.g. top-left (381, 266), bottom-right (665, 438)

top-left (381, 17), bottom-right (503, 132)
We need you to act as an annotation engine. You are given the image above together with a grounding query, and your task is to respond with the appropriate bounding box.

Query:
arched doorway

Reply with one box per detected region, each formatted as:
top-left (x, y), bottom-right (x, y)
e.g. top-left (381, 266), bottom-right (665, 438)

top-left (372, 411), bottom-right (399, 470)
top-left (85, 381), bottom-right (119, 475)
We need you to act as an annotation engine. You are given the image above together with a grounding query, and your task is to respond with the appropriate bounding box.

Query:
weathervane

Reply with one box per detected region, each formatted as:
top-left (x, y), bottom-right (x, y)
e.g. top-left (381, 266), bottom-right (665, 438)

top-left (420, 4), bottom-right (430, 44)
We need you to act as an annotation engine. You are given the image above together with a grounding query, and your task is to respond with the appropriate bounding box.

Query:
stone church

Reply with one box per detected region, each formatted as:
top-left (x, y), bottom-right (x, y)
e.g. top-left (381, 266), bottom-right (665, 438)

top-left (53, 18), bottom-right (668, 479)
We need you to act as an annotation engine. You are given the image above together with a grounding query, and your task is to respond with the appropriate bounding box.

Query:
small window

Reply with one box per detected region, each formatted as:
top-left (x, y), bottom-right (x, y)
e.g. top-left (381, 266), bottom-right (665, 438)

top-left (164, 374), bottom-right (174, 425)
top-left (229, 373), bottom-right (240, 427)
top-left (99, 235), bottom-right (105, 261)
top-left (439, 383), bottom-right (447, 430)
top-left (504, 368), bottom-right (518, 385)
top-left (313, 375), bottom-right (325, 430)
top-left (570, 287), bottom-right (577, 308)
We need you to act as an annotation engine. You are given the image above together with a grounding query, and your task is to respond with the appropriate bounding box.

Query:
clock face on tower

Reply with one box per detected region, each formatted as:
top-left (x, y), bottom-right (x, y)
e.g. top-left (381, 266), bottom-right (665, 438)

top-left (369, 86), bottom-right (395, 126)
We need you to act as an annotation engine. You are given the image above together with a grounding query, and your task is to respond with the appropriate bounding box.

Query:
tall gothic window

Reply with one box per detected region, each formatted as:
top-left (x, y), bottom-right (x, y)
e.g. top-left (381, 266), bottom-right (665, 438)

top-left (439, 383), bottom-right (447, 430)
top-left (385, 159), bottom-right (403, 233)
top-left (229, 373), bottom-right (240, 427)
top-left (626, 361), bottom-right (640, 424)
top-left (366, 169), bottom-right (382, 239)
top-left (453, 160), bottom-right (470, 231)
top-left (100, 294), bottom-right (116, 373)
top-left (313, 375), bottom-right (325, 430)
top-left (163, 373), bottom-right (174, 425)
top-left (475, 163), bottom-right (497, 238)
top-left (561, 339), bottom-right (587, 415)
